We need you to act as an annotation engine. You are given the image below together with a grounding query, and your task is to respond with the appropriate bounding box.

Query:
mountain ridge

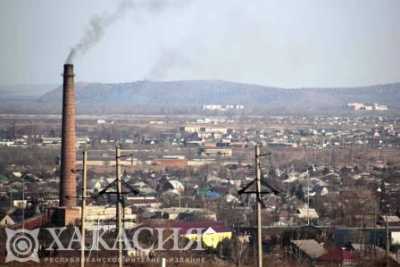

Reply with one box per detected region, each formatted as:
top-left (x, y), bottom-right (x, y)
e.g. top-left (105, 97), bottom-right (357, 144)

top-left (1, 80), bottom-right (400, 114)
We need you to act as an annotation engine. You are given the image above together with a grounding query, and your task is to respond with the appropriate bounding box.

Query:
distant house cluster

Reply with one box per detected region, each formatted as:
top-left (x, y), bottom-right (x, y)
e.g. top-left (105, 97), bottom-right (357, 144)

top-left (348, 102), bottom-right (388, 111)
top-left (202, 104), bottom-right (244, 112)
top-left (0, 135), bottom-right (90, 147)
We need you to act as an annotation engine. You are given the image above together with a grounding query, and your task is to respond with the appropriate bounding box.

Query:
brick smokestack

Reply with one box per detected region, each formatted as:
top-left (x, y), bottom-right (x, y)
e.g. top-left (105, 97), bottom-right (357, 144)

top-left (60, 64), bottom-right (77, 208)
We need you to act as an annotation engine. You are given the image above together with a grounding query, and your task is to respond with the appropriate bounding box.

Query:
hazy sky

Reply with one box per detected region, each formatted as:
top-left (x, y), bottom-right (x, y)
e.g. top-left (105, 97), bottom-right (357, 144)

top-left (1, 0), bottom-right (399, 88)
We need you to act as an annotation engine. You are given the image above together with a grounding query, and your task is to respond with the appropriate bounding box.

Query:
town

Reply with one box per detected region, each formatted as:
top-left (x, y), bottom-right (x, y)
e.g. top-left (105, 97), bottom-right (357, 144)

top-left (1, 111), bottom-right (400, 266)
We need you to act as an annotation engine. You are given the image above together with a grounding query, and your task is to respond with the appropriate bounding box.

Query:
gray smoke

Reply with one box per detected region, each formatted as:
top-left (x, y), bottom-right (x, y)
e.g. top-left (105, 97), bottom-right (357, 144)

top-left (65, 0), bottom-right (184, 64)
top-left (147, 49), bottom-right (192, 80)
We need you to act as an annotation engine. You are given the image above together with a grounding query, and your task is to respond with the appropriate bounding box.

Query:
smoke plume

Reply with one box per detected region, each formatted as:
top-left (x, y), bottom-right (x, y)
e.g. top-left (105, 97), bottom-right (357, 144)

top-left (65, 0), bottom-right (182, 63)
top-left (147, 49), bottom-right (192, 80)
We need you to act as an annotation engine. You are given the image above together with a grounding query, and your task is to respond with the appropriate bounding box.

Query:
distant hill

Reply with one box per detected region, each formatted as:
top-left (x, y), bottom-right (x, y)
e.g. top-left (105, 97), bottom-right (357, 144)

top-left (0, 84), bottom-right (56, 100)
top-left (2, 80), bottom-right (400, 114)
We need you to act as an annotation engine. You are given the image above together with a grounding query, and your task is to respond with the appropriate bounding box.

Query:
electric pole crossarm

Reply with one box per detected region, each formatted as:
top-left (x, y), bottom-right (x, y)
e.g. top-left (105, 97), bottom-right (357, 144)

top-left (92, 180), bottom-right (117, 199)
top-left (238, 180), bottom-right (256, 195)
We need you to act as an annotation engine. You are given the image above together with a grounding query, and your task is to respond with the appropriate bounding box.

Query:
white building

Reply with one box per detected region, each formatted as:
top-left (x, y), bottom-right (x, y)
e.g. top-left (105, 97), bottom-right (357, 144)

top-left (348, 102), bottom-right (388, 111)
top-left (374, 103), bottom-right (388, 111)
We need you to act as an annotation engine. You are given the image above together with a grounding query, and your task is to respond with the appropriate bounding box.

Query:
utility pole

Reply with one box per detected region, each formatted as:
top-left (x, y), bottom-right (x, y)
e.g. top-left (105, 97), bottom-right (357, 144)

top-left (22, 174), bottom-right (25, 231)
top-left (116, 145), bottom-right (123, 267)
top-left (373, 201), bottom-right (377, 257)
top-left (238, 145), bottom-right (280, 267)
top-left (307, 170), bottom-right (310, 226)
top-left (81, 150), bottom-right (87, 267)
top-left (255, 145), bottom-right (263, 267)
top-left (386, 216), bottom-right (390, 262)
top-left (92, 147), bottom-right (138, 267)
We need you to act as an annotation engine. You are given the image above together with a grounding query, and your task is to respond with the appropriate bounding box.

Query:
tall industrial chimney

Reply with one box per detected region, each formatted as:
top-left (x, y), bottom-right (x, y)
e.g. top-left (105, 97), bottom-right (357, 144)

top-left (60, 64), bottom-right (77, 208)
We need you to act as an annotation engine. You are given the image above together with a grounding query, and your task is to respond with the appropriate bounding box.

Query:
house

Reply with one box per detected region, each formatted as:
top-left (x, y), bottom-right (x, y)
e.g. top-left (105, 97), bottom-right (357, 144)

top-left (197, 186), bottom-right (222, 200)
top-left (175, 221), bottom-right (232, 248)
top-left (200, 147), bottom-right (232, 157)
top-left (131, 181), bottom-right (156, 196)
top-left (152, 159), bottom-right (188, 169)
top-left (225, 194), bottom-right (239, 204)
top-left (0, 207), bottom-right (39, 228)
top-left (187, 159), bottom-right (215, 167)
top-left (290, 239), bottom-right (326, 265)
top-left (0, 214), bottom-right (15, 226)
top-left (143, 207), bottom-right (217, 221)
top-left (158, 178), bottom-right (185, 193)
top-left (131, 220), bottom-right (231, 250)
top-left (185, 226), bottom-right (232, 248)
top-left (126, 196), bottom-right (161, 209)
top-left (40, 137), bottom-right (61, 145)
top-left (318, 246), bottom-right (358, 266)
top-left (378, 215), bottom-right (400, 227)
top-left (84, 205), bottom-right (137, 230)
top-left (296, 208), bottom-right (319, 224)
top-left (0, 140), bottom-right (14, 146)
top-left (13, 200), bottom-right (27, 209)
